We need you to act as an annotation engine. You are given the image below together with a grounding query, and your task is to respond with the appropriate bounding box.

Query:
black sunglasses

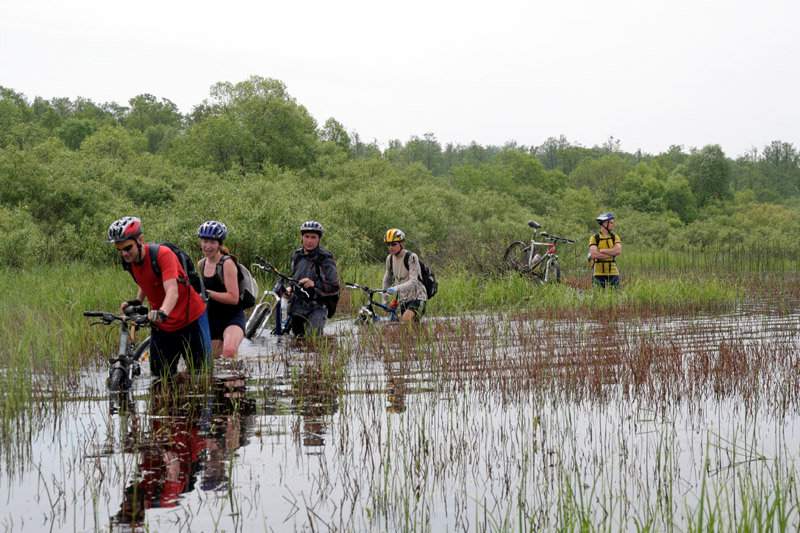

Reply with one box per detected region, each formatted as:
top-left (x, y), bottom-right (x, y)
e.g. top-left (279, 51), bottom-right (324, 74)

top-left (117, 243), bottom-right (135, 253)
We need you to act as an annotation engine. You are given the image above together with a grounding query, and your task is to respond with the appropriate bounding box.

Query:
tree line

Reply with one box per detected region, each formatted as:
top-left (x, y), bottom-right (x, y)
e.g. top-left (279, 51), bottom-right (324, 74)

top-left (0, 76), bottom-right (798, 270)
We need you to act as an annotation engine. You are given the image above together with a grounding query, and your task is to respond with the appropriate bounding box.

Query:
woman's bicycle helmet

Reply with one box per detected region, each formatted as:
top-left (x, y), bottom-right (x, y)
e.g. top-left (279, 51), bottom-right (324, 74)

top-left (300, 220), bottom-right (324, 236)
top-left (384, 228), bottom-right (406, 243)
top-left (197, 220), bottom-right (228, 241)
top-left (107, 216), bottom-right (143, 243)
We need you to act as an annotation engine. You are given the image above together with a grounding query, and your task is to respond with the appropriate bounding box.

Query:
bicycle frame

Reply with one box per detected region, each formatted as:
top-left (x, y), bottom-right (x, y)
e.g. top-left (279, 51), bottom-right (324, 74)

top-left (504, 220), bottom-right (575, 283)
top-left (345, 283), bottom-right (399, 324)
top-left (244, 289), bottom-right (290, 339)
top-left (84, 306), bottom-right (151, 393)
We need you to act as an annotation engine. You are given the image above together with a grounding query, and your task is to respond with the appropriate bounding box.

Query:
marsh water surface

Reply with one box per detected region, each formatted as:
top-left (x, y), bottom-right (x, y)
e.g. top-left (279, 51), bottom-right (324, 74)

top-left (2, 300), bottom-right (799, 532)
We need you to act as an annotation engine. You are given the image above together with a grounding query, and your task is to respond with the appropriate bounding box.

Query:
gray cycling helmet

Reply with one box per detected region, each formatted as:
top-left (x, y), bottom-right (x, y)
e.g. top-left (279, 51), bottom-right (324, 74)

top-left (596, 212), bottom-right (615, 224)
top-left (107, 216), bottom-right (143, 243)
top-left (197, 220), bottom-right (228, 241)
top-left (300, 220), bottom-right (324, 236)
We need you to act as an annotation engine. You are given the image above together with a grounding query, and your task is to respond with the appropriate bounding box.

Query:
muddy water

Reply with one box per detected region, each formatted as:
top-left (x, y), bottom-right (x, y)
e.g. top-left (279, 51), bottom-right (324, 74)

top-left (1, 304), bottom-right (799, 532)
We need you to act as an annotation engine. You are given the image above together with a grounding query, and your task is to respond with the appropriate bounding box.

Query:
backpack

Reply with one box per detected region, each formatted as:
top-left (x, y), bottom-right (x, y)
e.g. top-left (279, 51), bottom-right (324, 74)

top-left (311, 254), bottom-right (340, 319)
top-left (123, 242), bottom-right (207, 300)
top-left (391, 251), bottom-right (438, 300)
top-left (199, 255), bottom-right (259, 309)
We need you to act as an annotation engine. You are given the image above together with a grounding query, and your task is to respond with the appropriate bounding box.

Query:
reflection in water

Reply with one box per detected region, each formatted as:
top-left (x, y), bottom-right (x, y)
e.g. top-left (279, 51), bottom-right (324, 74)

top-left (291, 358), bottom-right (342, 448)
top-left (3, 298), bottom-right (800, 532)
top-left (112, 375), bottom-right (255, 528)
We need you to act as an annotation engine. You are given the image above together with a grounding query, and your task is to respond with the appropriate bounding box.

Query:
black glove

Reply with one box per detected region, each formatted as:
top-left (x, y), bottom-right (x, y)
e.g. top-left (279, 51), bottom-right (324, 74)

top-left (123, 299), bottom-right (142, 309)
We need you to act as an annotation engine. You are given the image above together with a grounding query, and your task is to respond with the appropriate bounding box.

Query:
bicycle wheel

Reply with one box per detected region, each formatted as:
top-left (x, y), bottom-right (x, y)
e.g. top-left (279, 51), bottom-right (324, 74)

top-left (245, 303), bottom-right (273, 339)
top-left (544, 259), bottom-right (561, 283)
top-left (503, 241), bottom-right (531, 272)
top-left (108, 367), bottom-right (129, 392)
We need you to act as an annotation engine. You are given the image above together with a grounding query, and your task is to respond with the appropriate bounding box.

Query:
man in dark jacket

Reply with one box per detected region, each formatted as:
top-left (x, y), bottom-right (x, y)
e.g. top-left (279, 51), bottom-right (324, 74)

top-left (277, 220), bottom-right (339, 337)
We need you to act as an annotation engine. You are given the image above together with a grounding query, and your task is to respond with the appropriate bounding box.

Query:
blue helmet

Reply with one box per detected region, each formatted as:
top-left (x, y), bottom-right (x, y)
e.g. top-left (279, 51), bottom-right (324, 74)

top-left (197, 220), bottom-right (228, 241)
top-left (596, 212), bottom-right (615, 224)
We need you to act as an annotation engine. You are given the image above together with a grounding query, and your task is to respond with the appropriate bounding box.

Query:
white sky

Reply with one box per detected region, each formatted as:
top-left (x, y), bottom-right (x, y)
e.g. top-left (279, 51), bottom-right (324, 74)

top-left (2, 0), bottom-right (798, 156)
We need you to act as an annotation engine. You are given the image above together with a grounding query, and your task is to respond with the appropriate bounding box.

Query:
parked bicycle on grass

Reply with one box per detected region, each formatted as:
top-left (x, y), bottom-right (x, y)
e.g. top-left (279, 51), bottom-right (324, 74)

top-left (504, 220), bottom-right (575, 283)
top-left (345, 282), bottom-right (399, 325)
top-left (84, 305), bottom-right (151, 392)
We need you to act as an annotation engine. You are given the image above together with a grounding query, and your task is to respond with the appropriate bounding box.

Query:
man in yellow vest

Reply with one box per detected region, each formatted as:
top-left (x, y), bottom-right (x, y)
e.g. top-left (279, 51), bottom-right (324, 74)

top-left (588, 212), bottom-right (622, 288)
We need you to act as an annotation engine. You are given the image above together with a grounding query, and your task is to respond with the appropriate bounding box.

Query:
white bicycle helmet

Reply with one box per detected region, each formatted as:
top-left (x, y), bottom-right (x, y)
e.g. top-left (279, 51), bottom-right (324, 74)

top-left (300, 220), bottom-right (324, 236)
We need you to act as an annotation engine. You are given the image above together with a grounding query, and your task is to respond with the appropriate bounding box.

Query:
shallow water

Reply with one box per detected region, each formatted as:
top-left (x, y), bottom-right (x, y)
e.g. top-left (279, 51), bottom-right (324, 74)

top-left (1, 303), bottom-right (799, 532)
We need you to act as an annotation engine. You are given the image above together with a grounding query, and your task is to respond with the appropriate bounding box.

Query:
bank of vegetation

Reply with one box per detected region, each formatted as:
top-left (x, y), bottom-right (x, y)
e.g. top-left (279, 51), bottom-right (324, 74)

top-left (1, 76), bottom-right (798, 274)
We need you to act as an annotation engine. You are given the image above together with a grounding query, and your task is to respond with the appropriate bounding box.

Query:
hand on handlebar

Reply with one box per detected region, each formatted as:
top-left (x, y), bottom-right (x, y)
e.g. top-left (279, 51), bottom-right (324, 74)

top-left (147, 309), bottom-right (168, 324)
top-left (120, 299), bottom-right (143, 314)
top-left (298, 277), bottom-right (315, 289)
top-left (385, 286), bottom-right (398, 295)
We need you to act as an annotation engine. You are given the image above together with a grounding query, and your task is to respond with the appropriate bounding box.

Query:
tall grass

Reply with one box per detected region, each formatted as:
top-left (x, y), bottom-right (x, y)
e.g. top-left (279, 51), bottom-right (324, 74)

top-left (338, 264), bottom-right (743, 317)
top-left (0, 259), bottom-right (762, 457)
top-left (625, 243), bottom-right (800, 277)
top-left (0, 265), bottom-right (126, 442)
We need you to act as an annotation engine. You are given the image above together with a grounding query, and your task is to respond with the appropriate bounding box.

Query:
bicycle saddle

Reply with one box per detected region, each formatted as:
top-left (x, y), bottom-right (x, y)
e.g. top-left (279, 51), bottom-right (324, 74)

top-left (527, 220), bottom-right (541, 229)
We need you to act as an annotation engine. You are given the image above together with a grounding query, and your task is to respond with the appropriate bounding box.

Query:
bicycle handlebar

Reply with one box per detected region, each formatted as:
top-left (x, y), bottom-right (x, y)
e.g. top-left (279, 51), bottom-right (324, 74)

top-left (253, 256), bottom-right (310, 298)
top-left (345, 282), bottom-right (388, 296)
top-left (539, 232), bottom-right (575, 244)
top-left (83, 310), bottom-right (150, 326)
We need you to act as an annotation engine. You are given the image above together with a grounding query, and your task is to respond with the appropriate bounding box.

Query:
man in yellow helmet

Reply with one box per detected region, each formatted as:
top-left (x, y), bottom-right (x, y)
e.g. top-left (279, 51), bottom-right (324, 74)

top-left (382, 228), bottom-right (427, 322)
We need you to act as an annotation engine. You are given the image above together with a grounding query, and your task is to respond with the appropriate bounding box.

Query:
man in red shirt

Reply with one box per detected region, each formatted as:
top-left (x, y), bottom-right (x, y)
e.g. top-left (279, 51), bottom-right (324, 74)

top-left (108, 216), bottom-right (211, 380)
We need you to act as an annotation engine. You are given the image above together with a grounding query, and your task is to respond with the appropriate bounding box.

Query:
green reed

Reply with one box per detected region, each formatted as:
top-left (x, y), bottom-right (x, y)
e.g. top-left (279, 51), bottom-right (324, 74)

top-left (625, 243), bottom-right (800, 278)
top-left (0, 258), bottom-right (766, 454)
top-left (0, 264), bottom-right (126, 432)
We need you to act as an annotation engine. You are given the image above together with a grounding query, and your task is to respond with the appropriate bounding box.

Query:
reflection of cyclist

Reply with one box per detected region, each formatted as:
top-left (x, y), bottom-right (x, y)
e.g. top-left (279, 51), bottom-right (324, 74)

top-left (382, 228), bottom-right (426, 322)
top-left (197, 221), bottom-right (245, 359)
top-left (385, 374), bottom-right (407, 413)
top-left (112, 398), bottom-right (208, 526)
top-left (588, 212), bottom-right (622, 288)
top-left (112, 378), bottom-right (254, 526)
top-left (276, 221), bottom-right (339, 338)
top-left (108, 216), bottom-right (210, 380)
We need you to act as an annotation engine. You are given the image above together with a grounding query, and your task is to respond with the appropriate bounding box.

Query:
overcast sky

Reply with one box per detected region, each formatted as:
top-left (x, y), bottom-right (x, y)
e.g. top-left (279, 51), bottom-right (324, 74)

top-left (2, 0), bottom-right (798, 156)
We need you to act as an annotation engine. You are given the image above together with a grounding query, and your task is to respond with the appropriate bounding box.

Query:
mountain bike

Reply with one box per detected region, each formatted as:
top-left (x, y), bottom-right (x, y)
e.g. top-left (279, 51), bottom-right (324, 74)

top-left (84, 305), bottom-right (151, 392)
top-left (345, 282), bottom-right (399, 325)
top-left (249, 257), bottom-right (311, 335)
top-left (244, 289), bottom-right (289, 339)
top-left (504, 220), bottom-right (576, 283)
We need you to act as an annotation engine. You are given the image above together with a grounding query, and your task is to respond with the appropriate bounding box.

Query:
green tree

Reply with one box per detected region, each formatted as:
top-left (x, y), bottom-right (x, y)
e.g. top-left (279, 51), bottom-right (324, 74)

top-left (760, 140), bottom-right (800, 197)
top-left (663, 174), bottom-right (697, 222)
top-left (569, 155), bottom-right (630, 204)
top-left (125, 94), bottom-right (182, 131)
top-left (57, 118), bottom-right (96, 150)
top-left (404, 133), bottom-right (445, 175)
top-left (81, 126), bottom-right (146, 162)
top-left (686, 145), bottom-right (731, 206)
top-left (616, 170), bottom-right (667, 213)
top-left (186, 76), bottom-right (318, 171)
top-left (0, 88), bottom-right (27, 148)
top-left (320, 117), bottom-right (352, 154)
